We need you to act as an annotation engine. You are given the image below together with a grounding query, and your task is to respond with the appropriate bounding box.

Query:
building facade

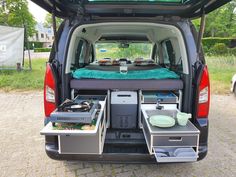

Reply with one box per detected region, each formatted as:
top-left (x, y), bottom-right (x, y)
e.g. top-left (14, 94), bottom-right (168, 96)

top-left (29, 23), bottom-right (54, 48)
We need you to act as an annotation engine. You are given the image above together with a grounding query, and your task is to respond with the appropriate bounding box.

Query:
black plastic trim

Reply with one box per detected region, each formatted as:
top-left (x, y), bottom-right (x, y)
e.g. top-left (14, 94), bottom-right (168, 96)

top-left (45, 143), bottom-right (207, 162)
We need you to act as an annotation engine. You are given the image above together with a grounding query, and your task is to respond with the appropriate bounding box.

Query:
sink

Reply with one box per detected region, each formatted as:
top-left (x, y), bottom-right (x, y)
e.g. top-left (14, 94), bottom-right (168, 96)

top-left (145, 109), bottom-right (178, 118)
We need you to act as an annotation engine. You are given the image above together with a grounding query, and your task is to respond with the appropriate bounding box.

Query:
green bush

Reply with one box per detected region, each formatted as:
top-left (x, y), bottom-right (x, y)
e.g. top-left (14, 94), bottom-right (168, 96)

top-left (202, 38), bottom-right (236, 56)
top-left (34, 48), bottom-right (51, 52)
top-left (202, 45), bottom-right (209, 54)
top-left (204, 44), bottom-right (236, 56)
top-left (202, 37), bottom-right (233, 50)
top-left (25, 42), bottom-right (44, 50)
top-left (209, 43), bottom-right (228, 55)
top-left (228, 48), bottom-right (236, 56)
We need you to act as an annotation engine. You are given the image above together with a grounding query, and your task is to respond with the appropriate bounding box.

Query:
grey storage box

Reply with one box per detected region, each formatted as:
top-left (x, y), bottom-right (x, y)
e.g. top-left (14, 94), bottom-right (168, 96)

top-left (111, 91), bottom-right (138, 129)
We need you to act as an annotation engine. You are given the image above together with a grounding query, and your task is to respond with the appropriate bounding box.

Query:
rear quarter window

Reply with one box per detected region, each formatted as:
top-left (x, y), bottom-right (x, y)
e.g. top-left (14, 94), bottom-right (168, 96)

top-left (161, 39), bottom-right (183, 72)
top-left (73, 39), bottom-right (87, 68)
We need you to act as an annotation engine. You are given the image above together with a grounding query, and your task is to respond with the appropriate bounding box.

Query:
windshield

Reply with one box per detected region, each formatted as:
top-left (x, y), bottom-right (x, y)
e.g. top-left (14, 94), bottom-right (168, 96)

top-left (95, 42), bottom-right (153, 60)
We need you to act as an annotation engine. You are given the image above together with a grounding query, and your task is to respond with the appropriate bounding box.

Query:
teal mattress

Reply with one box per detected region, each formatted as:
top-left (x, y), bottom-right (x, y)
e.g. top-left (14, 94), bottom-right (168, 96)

top-left (72, 68), bottom-right (179, 80)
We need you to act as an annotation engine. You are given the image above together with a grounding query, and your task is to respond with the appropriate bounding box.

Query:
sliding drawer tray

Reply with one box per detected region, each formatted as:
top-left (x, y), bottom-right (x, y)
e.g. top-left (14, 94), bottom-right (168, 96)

top-left (153, 147), bottom-right (198, 163)
top-left (40, 100), bottom-right (106, 154)
top-left (141, 109), bottom-right (200, 154)
top-left (49, 108), bottom-right (97, 123)
top-left (49, 95), bottom-right (107, 124)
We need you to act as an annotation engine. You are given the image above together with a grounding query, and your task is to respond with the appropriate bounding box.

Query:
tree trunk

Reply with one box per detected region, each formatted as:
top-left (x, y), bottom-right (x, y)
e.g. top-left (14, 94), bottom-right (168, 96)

top-left (211, 29), bottom-right (215, 37)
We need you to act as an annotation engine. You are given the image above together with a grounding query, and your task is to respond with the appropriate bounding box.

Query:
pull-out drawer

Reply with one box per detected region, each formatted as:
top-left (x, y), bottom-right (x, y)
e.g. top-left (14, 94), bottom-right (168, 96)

top-left (141, 108), bottom-right (200, 159)
top-left (153, 147), bottom-right (198, 163)
top-left (153, 134), bottom-right (198, 147)
top-left (40, 100), bottom-right (106, 154)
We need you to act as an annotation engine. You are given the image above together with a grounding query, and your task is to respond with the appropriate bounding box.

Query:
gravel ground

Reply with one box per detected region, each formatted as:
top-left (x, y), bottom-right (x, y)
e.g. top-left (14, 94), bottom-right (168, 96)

top-left (0, 92), bottom-right (236, 177)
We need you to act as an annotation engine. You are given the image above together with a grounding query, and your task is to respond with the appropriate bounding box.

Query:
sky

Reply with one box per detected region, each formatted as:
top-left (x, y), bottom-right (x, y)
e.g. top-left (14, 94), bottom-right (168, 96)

top-left (28, 0), bottom-right (47, 23)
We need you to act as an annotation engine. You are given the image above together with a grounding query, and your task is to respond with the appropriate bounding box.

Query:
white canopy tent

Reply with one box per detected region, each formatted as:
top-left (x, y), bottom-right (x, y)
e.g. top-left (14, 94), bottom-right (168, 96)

top-left (0, 25), bottom-right (24, 68)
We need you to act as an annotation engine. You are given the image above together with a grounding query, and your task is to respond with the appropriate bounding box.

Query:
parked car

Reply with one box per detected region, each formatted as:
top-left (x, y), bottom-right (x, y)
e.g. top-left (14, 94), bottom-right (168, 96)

top-left (231, 74), bottom-right (236, 96)
top-left (32, 0), bottom-right (231, 163)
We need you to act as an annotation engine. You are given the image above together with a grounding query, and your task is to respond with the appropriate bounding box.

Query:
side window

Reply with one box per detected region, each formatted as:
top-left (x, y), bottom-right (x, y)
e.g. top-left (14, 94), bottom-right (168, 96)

top-left (152, 43), bottom-right (159, 63)
top-left (162, 43), bottom-right (170, 65)
top-left (75, 39), bottom-right (87, 68)
top-left (161, 39), bottom-right (183, 72)
top-left (88, 45), bottom-right (94, 63)
top-left (162, 40), bottom-right (175, 67)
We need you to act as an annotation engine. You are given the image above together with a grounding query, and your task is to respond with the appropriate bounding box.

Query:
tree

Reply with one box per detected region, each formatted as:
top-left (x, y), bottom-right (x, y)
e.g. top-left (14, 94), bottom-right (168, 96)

top-left (44, 13), bottom-right (63, 29)
top-left (0, 0), bottom-right (36, 37)
top-left (192, 0), bottom-right (236, 37)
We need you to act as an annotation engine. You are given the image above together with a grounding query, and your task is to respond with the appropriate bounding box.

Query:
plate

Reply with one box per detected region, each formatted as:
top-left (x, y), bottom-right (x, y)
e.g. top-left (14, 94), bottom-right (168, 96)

top-left (149, 115), bottom-right (175, 128)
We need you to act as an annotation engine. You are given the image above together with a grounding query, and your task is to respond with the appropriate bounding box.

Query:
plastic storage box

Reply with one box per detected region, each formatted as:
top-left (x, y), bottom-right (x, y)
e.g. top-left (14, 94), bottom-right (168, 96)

top-left (143, 92), bottom-right (178, 104)
top-left (111, 91), bottom-right (138, 129)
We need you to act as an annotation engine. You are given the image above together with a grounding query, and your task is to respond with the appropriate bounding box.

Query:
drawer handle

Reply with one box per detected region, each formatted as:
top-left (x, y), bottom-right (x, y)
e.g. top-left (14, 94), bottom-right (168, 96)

top-left (168, 137), bottom-right (182, 142)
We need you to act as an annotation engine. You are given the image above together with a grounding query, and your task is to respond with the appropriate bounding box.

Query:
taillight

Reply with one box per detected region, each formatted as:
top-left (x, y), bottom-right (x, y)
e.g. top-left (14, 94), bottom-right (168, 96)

top-left (44, 63), bottom-right (56, 117)
top-left (197, 66), bottom-right (210, 118)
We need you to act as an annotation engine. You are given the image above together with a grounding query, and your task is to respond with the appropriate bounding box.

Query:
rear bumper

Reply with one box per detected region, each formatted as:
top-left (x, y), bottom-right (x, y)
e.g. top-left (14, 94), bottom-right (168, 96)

top-left (45, 143), bottom-right (156, 163)
top-left (45, 143), bottom-right (207, 163)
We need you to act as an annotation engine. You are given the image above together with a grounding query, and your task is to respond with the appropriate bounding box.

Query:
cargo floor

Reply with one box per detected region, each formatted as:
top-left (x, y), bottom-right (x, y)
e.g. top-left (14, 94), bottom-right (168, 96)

top-left (103, 129), bottom-right (149, 154)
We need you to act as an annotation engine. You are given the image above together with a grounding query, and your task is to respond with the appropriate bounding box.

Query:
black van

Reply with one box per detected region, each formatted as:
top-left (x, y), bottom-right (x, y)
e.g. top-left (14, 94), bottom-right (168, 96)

top-left (33, 0), bottom-right (231, 163)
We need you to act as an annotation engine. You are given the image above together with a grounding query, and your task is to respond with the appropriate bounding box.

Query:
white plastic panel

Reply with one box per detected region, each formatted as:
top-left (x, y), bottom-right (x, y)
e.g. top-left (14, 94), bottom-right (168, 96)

top-left (153, 147), bottom-right (198, 163)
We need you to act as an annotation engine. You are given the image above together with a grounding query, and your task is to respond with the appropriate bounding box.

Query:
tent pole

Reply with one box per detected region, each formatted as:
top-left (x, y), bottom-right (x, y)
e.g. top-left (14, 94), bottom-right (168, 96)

top-left (21, 8), bottom-right (32, 71)
top-left (28, 46), bottom-right (32, 71)
top-left (25, 24), bottom-right (32, 71)
top-left (52, 4), bottom-right (58, 54)
top-left (197, 9), bottom-right (206, 54)
top-left (22, 27), bottom-right (25, 68)
top-left (22, 45), bottom-right (25, 67)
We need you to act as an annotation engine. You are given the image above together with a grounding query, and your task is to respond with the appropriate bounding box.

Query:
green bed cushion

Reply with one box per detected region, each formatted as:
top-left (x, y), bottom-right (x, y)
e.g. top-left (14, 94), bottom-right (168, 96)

top-left (72, 68), bottom-right (179, 80)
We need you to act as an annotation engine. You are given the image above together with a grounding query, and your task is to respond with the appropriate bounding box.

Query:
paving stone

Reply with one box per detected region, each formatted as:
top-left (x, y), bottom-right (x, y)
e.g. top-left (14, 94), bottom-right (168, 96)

top-left (76, 168), bottom-right (94, 175)
top-left (65, 170), bottom-right (76, 177)
top-left (115, 171), bottom-right (135, 177)
top-left (86, 171), bottom-right (106, 177)
top-left (0, 92), bottom-right (236, 177)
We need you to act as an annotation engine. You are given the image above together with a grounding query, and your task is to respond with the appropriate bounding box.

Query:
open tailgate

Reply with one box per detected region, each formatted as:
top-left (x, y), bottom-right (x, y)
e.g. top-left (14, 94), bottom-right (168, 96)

top-left (31, 0), bottom-right (231, 18)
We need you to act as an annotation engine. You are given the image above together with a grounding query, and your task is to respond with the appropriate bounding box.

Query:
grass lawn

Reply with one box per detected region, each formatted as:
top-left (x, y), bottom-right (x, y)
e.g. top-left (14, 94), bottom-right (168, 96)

top-left (0, 56), bottom-right (235, 94)
top-left (0, 59), bottom-right (46, 91)
top-left (206, 56), bottom-right (236, 94)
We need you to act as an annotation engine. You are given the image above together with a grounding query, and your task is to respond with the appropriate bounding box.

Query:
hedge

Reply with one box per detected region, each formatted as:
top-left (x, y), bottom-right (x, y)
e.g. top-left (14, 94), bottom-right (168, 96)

top-left (205, 43), bottom-right (236, 56)
top-left (201, 38), bottom-right (236, 56)
top-left (202, 37), bottom-right (233, 50)
top-left (24, 41), bottom-right (44, 50)
top-left (34, 48), bottom-right (51, 52)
